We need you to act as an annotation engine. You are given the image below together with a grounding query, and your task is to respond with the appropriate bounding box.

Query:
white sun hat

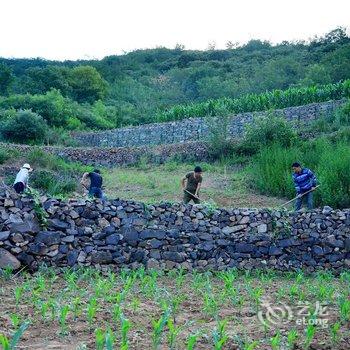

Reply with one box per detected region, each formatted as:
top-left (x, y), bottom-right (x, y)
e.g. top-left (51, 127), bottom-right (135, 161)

top-left (22, 163), bottom-right (33, 171)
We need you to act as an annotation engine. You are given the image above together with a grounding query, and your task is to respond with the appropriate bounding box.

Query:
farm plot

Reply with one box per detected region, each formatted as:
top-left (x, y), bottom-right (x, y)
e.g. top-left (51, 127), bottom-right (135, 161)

top-left (0, 268), bottom-right (350, 349)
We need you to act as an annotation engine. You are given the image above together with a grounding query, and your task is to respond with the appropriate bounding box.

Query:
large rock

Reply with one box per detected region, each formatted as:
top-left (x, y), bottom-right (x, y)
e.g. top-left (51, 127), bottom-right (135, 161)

top-left (139, 230), bottom-right (166, 240)
top-left (35, 231), bottom-right (61, 245)
top-left (10, 219), bottom-right (40, 234)
top-left (0, 248), bottom-right (21, 269)
top-left (91, 251), bottom-right (113, 264)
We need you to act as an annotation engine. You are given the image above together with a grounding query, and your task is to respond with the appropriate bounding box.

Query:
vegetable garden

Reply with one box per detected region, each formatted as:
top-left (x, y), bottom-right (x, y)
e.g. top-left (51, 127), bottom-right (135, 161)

top-left (1, 267), bottom-right (349, 349)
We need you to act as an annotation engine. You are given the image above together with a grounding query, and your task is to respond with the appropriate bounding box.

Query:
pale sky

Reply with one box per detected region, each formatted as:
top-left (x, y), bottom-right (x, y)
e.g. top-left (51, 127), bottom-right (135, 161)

top-left (1, 0), bottom-right (349, 61)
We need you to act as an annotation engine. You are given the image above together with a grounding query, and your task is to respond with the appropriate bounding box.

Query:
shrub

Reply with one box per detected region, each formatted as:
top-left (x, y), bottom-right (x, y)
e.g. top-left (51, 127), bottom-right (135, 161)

top-left (30, 169), bottom-right (77, 196)
top-left (239, 113), bottom-right (297, 155)
top-left (0, 110), bottom-right (49, 144)
top-left (0, 149), bottom-right (9, 164)
top-left (206, 115), bottom-right (236, 160)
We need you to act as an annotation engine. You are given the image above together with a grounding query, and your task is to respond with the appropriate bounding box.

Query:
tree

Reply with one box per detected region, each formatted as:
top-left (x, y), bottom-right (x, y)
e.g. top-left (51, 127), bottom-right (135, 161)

top-left (68, 66), bottom-right (108, 103)
top-left (21, 66), bottom-right (71, 95)
top-left (0, 64), bottom-right (13, 95)
top-left (0, 110), bottom-right (49, 144)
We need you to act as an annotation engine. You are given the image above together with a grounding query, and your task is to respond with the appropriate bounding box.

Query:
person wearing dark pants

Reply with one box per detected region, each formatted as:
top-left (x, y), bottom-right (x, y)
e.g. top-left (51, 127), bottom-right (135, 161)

top-left (181, 166), bottom-right (203, 204)
top-left (81, 169), bottom-right (104, 199)
top-left (292, 162), bottom-right (317, 211)
top-left (13, 163), bottom-right (33, 194)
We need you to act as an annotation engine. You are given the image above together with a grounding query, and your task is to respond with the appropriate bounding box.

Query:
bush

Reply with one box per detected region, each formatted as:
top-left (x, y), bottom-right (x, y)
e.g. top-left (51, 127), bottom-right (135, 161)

top-left (0, 110), bottom-right (49, 144)
top-left (239, 113), bottom-right (297, 155)
top-left (0, 149), bottom-right (9, 164)
top-left (30, 169), bottom-right (77, 196)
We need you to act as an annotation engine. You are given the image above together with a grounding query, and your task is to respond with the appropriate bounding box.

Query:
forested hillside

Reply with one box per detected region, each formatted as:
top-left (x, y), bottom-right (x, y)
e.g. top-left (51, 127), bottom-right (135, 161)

top-left (0, 27), bottom-right (349, 144)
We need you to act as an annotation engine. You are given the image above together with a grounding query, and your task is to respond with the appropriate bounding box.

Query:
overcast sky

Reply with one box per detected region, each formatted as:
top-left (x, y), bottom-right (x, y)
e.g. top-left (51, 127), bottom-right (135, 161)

top-left (1, 0), bottom-right (349, 61)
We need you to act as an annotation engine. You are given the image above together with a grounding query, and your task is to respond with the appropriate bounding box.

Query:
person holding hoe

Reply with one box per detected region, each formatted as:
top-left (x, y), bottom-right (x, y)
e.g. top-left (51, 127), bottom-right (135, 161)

top-left (292, 162), bottom-right (317, 211)
top-left (80, 169), bottom-right (104, 199)
top-left (181, 166), bottom-right (203, 204)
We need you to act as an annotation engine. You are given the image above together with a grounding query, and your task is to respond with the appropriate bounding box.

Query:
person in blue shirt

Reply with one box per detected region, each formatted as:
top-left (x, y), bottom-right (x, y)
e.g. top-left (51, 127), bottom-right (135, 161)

top-left (292, 162), bottom-right (317, 211)
top-left (81, 169), bottom-right (104, 199)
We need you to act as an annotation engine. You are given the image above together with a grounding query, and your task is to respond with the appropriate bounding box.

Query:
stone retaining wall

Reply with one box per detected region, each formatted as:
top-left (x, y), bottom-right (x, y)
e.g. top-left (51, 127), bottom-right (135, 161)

top-left (1, 141), bottom-right (209, 167)
top-left (72, 100), bottom-right (345, 147)
top-left (1, 189), bottom-right (349, 273)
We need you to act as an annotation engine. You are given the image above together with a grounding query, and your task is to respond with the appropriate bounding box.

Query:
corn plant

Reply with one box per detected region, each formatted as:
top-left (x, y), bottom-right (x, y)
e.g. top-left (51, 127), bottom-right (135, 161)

top-left (186, 333), bottom-right (198, 350)
top-left (72, 297), bottom-right (82, 320)
top-left (167, 318), bottom-right (183, 350)
top-left (287, 329), bottom-right (298, 349)
top-left (9, 313), bottom-right (21, 330)
top-left (95, 328), bottom-right (105, 350)
top-left (152, 309), bottom-right (170, 349)
top-left (339, 297), bottom-right (350, 322)
top-left (212, 319), bottom-right (228, 350)
top-left (243, 340), bottom-right (259, 350)
top-left (120, 314), bottom-right (131, 350)
top-left (304, 324), bottom-right (316, 350)
top-left (270, 331), bottom-right (281, 350)
top-left (330, 321), bottom-right (341, 344)
top-left (0, 321), bottom-right (30, 350)
top-left (59, 304), bottom-right (69, 334)
top-left (87, 297), bottom-right (97, 327)
top-left (14, 286), bottom-right (24, 307)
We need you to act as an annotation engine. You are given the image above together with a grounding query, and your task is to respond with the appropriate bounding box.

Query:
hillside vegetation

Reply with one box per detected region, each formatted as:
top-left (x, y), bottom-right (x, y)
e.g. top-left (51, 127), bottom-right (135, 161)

top-left (0, 28), bottom-right (349, 144)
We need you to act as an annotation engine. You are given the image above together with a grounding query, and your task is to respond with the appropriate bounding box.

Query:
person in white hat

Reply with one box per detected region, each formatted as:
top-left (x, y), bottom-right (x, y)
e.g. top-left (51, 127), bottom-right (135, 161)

top-left (13, 163), bottom-right (33, 194)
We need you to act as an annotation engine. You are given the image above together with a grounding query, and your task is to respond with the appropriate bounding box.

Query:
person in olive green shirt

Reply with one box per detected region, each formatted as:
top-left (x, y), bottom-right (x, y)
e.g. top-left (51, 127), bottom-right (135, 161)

top-left (181, 166), bottom-right (203, 204)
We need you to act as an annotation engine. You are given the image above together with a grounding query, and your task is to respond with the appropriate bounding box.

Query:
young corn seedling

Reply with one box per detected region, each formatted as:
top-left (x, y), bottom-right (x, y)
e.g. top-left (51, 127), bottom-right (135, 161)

top-left (10, 313), bottom-right (21, 330)
top-left (175, 268), bottom-right (186, 288)
top-left (87, 297), bottom-right (98, 328)
top-left (203, 292), bottom-right (219, 318)
top-left (186, 333), bottom-right (198, 350)
top-left (287, 329), bottom-right (298, 349)
top-left (72, 297), bottom-right (82, 320)
top-left (243, 340), bottom-right (259, 350)
top-left (0, 321), bottom-right (30, 350)
top-left (59, 304), bottom-right (70, 335)
top-left (14, 286), bottom-right (25, 307)
top-left (339, 297), bottom-right (350, 322)
top-left (95, 328), bottom-right (105, 350)
top-left (167, 318), bottom-right (183, 350)
top-left (330, 321), bottom-right (341, 344)
top-left (130, 297), bottom-right (140, 313)
top-left (270, 331), bottom-right (281, 350)
top-left (304, 324), bottom-right (316, 350)
top-left (212, 319), bottom-right (228, 350)
top-left (120, 314), bottom-right (131, 350)
top-left (152, 309), bottom-right (170, 350)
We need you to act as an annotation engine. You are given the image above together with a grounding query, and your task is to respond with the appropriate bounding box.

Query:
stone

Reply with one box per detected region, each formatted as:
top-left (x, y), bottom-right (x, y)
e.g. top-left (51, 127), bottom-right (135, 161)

top-left (0, 231), bottom-right (10, 241)
top-left (139, 230), bottom-right (166, 240)
top-left (77, 251), bottom-right (87, 263)
top-left (106, 234), bottom-right (121, 245)
top-left (62, 235), bottom-right (75, 243)
top-left (222, 225), bottom-right (246, 234)
top-left (10, 219), bottom-right (40, 234)
top-left (17, 252), bottom-right (34, 266)
top-left (147, 258), bottom-right (160, 269)
top-left (162, 251), bottom-right (185, 263)
top-left (121, 227), bottom-right (139, 245)
top-left (47, 219), bottom-right (69, 230)
top-left (91, 251), bottom-right (113, 264)
top-left (312, 245), bottom-right (323, 256)
top-left (235, 243), bottom-right (255, 253)
top-left (257, 224), bottom-right (268, 234)
top-left (11, 233), bottom-right (24, 243)
top-left (345, 238), bottom-right (350, 252)
top-left (67, 250), bottom-right (79, 266)
top-left (269, 246), bottom-right (283, 256)
top-left (35, 231), bottom-right (61, 245)
top-left (0, 248), bottom-right (21, 269)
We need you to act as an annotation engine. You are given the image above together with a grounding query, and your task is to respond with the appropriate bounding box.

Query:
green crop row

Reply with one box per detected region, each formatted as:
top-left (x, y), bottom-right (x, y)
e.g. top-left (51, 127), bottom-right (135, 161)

top-left (155, 80), bottom-right (350, 123)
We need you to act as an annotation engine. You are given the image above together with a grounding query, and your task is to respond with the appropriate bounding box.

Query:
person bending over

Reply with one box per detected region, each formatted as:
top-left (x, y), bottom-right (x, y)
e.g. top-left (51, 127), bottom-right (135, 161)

top-left (81, 169), bottom-right (104, 199)
top-left (13, 163), bottom-right (33, 194)
top-left (292, 162), bottom-right (317, 211)
top-left (181, 166), bottom-right (203, 204)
